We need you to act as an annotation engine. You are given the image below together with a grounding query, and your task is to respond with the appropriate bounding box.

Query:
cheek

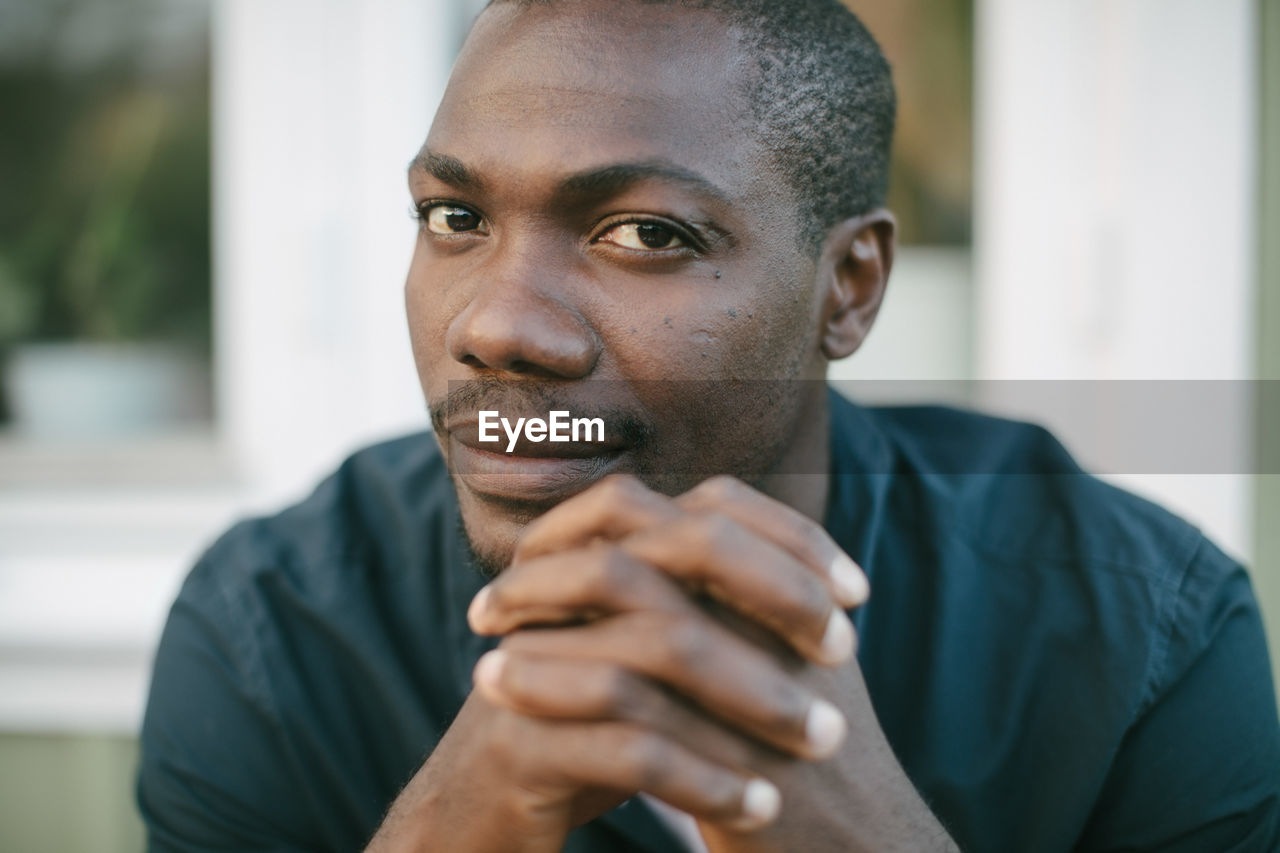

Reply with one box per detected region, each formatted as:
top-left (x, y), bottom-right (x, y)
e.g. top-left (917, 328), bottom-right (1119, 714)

top-left (404, 245), bottom-right (460, 392)
top-left (728, 292), bottom-right (814, 375)
top-left (404, 261), bottom-right (431, 353)
top-left (604, 274), bottom-right (816, 382)
top-left (697, 283), bottom-right (818, 381)
top-left (743, 256), bottom-right (825, 377)
top-left (404, 242), bottom-right (466, 347)
top-left (615, 274), bottom-right (818, 478)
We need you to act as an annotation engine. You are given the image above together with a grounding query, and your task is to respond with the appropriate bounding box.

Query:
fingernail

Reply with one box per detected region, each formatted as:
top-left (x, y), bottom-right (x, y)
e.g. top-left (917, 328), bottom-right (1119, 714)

top-left (829, 553), bottom-right (869, 607)
top-left (741, 778), bottom-right (781, 826)
top-left (805, 699), bottom-right (847, 758)
top-left (820, 609), bottom-right (855, 664)
top-left (473, 649), bottom-right (507, 689)
top-left (467, 586), bottom-right (492, 632)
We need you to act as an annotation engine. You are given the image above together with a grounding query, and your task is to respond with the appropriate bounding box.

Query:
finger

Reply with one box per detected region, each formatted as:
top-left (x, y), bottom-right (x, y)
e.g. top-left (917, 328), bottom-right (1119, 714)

top-left (521, 719), bottom-right (782, 832)
top-left (495, 613), bottom-right (849, 761)
top-left (469, 543), bottom-right (692, 635)
top-left (481, 518), bottom-right (853, 667)
top-left (474, 648), bottom-right (776, 771)
top-left (512, 474), bottom-right (680, 564)
top-left (504, 473), bottom-right (856, 666)
top-left (619, 511), bottom-right (855, 666)
top-left (515, 474), bottom-right (870, 612)
top-left (678, 475), bottom-right (869, 609)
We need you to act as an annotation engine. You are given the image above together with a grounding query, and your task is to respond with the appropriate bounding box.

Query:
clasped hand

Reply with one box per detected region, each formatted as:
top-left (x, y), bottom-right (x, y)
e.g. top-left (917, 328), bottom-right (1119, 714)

top-left (466, 474), bottom-right (870, 846)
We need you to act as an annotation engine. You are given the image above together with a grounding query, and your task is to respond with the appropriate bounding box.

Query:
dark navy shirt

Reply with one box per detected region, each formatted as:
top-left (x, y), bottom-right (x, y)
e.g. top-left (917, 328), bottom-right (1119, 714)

top-left (138, 391), bottom-right (1280, 852)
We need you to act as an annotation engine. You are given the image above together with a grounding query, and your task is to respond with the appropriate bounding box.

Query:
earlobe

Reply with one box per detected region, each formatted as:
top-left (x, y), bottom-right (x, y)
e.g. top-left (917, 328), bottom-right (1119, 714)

top-left (818, 209), bottom-right (896, 361)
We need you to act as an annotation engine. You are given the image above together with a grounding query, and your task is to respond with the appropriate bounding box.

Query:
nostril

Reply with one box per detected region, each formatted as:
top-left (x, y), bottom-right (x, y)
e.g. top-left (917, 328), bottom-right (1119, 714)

top-left (505, 359), bottom-right (574, 379)
top-left (507, 360), bottom-right (536, 375)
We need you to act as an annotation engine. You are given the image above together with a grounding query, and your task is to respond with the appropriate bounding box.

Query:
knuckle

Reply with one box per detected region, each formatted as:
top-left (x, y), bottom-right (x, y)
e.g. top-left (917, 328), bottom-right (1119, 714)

top-left (584, 545), bottom-right (634, 599)
top-left (596, 473), bottom-right (644, 505)
top-left (797, 575), bottom-right (833, 621)
top-left (761, 679), bottom-right (811, 735)
top-left (688, 511), bottom-right (736, 559)
top-left (597, 665), bottom-right (638, 716)
top-left (790, 516), bottom-right (828, 561)
top-left (702, 769), bottom-right (743, 813)
top-left (616, 730), bottom-right (671, 790)
top-left (659, 613), bottom-right (708, 672)
top-left (770, 566), bottom-right (830, 625)
top-left (695, 474), bottom-right (745, 504)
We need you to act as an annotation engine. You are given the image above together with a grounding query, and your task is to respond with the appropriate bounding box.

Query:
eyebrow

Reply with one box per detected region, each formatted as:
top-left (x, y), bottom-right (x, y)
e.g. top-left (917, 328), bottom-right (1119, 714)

top-left (411, 150), bottom-right (485, 191)
top-left (410, 149), bottom-right (730, 205)
top-left (559, 161), bottom-right (731, 205)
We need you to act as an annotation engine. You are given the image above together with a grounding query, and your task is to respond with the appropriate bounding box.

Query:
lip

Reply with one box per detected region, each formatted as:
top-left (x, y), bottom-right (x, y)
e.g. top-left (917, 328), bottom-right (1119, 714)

top-left (447, 431), bottom-right (630, 505)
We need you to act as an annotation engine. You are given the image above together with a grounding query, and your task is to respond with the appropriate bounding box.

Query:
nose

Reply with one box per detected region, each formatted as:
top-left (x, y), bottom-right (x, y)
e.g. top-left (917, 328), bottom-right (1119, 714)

top-left (444, 256), bottom-right (602, 379)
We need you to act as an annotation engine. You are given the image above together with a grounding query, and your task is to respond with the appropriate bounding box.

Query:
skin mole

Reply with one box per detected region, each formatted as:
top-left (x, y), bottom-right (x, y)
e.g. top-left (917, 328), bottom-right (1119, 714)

top-left (690, 329), bottom-right (717, 347)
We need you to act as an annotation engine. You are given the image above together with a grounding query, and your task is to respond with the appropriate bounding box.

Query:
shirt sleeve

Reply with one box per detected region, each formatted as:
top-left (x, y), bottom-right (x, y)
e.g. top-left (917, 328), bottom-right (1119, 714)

top-left (1075, 538), bottom-right (1280, 852)
top-left (136, 561), bottom-right (320, 853)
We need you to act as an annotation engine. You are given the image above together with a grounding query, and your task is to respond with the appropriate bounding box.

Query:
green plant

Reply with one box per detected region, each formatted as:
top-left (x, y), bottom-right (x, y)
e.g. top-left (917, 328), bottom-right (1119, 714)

top-left (0, 0), bottom-right (211, 351)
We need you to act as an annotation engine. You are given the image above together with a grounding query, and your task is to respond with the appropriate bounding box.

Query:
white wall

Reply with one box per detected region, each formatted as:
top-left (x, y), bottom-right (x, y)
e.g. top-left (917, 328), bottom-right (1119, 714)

top-left (974, 0), bottom-right (1258, 558)
top-left (214, 0), bottom-right (455, 509)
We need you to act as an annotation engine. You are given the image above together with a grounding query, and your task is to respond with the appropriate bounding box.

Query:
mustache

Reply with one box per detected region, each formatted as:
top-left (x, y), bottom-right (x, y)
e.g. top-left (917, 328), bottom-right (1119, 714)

top-left (429, 378), bottom-right (655, 447)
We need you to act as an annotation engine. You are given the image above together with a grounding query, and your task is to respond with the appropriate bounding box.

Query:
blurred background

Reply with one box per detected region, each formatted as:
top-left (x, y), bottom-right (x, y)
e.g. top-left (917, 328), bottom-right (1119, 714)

top-left (0, 0), bottom-right (1276, 849)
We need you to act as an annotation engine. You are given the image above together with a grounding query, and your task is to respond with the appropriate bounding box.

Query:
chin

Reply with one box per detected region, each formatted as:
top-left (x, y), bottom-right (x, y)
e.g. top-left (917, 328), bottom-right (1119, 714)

top-left (451, 477), bottom-right (546, 576)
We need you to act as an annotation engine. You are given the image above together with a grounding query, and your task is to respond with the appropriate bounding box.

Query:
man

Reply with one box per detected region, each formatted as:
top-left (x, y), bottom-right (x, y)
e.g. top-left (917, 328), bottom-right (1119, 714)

top-left (137, 1), bottom-right (1280, 851)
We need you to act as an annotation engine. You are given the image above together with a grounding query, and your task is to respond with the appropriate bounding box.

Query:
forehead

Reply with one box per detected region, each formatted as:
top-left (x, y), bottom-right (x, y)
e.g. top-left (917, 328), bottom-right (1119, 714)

top-left (426, 2), bottom-right (768, 199)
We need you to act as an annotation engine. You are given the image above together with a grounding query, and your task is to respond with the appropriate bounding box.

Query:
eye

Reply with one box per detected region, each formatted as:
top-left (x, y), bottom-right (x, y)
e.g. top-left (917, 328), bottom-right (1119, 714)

top-left (421, 203), bottom-right (488, 235)
top-left (597, 221), bottom-right (687, 251)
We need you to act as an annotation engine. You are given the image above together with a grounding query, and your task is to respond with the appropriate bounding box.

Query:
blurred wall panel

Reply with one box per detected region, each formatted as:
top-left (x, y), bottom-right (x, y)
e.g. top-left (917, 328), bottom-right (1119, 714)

top-left (1257, 0), bottom-right (1280, 696)
top-left (213, 0), bottom-right (453, 508)
top-left (974, 0), bottom-right (1258, 559)
top-left (975, 0), bottom-right (1256, 381)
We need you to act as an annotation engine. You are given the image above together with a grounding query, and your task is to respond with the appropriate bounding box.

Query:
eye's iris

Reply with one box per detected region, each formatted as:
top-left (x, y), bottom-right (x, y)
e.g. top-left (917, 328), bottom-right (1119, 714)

top-left (635, 223), bottom-right (676, 249)
top-left (603, 222), bottom-right (683, 251)
top-left (445, 209), bottom-right (479, 231)
top-left (426, 204), bottom-right (483, 234)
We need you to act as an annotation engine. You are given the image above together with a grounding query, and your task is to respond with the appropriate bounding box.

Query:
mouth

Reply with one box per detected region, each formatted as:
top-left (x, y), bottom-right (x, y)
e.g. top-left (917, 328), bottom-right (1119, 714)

top-left (446, 422), bottom-right (631, 505)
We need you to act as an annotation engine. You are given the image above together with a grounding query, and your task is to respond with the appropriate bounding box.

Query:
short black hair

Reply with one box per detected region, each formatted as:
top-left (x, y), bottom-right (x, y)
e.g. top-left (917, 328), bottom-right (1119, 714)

top-left (484, 0), bottom-right (896, 252)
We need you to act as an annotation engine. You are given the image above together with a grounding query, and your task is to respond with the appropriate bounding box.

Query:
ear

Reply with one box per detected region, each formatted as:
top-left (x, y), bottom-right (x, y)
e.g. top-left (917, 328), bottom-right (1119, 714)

top-left (817, 209), bottom-right (896, 361)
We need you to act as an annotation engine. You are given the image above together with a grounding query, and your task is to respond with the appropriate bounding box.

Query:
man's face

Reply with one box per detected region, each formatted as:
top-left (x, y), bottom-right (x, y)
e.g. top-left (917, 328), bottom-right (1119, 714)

top-left (406, 1), bottom-right (830, 569)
